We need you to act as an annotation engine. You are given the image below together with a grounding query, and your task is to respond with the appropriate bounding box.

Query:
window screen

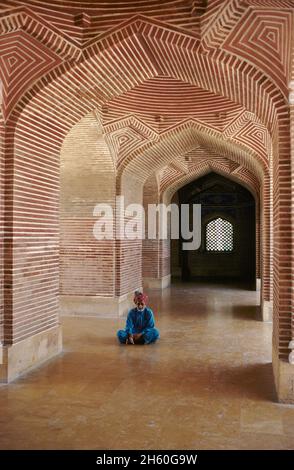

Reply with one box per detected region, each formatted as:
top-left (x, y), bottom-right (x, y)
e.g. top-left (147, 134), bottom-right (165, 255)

top-left (206, 218), bottom-right (233, 252)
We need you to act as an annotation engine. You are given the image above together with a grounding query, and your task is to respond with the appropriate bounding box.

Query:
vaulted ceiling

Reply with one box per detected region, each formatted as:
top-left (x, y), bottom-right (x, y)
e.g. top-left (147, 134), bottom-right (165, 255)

top-left (0, 0), bottom-right (292, 188)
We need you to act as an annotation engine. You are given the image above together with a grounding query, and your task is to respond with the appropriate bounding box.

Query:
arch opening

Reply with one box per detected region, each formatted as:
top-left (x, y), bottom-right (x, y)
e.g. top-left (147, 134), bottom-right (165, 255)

top-left (0, 1), bottom-right (292, 405)
top-left (59, 113), bottom-right (117, 316)
top-left (171, 172), bottom-right (256, 289)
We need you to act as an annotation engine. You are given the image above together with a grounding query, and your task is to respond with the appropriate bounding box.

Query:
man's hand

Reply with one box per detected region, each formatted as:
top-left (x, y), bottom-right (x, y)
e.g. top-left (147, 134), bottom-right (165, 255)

top-left (133, 333), bottom-right (142, 341)
top-left (126, 335), bottom-right (134, 344)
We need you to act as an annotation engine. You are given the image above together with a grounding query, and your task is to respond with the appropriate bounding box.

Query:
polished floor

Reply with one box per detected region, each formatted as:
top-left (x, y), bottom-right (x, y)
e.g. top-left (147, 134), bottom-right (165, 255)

top-left (0, 282), bottom-right (294, 450)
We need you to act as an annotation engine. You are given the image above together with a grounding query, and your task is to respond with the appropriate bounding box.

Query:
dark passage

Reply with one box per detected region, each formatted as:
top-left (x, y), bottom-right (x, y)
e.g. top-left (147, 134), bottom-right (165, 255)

top-left (171, 172), bottom-right (256, 285)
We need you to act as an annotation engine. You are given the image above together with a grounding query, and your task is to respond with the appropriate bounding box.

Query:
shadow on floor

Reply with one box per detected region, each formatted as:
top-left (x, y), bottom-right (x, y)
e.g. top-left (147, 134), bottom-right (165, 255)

top-left (230, 305), bottom-right (261, 321)
top-left (180, 362), bottom-right (276, 403)
top-left (35, 350), bottom-right (276, 404)
top-left (171, 278), bottom-right (257, 291)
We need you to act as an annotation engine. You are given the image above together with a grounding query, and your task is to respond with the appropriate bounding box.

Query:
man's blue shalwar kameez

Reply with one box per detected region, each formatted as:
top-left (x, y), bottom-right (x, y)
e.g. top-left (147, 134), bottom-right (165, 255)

top-left (117, 307), bottom-right (160, 344)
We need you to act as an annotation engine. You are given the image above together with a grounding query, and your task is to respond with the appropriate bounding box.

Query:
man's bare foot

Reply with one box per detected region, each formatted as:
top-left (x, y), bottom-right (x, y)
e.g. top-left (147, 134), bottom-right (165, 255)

top-left (126, 336), bottom-right (134, 344)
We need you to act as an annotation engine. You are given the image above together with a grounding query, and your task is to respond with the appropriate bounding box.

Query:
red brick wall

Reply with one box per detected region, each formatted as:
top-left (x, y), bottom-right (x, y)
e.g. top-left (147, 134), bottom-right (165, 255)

top-left (116, 174), bottom-right (143, 296)
top-left (142, 174), bottom-right (160, 280)
top-left (261, 173), bottom-right (272, 302)
top-left (273, 119), bottom-right (292, 360)
top-left (7, 108), bottom-right (61, 344)
top-left (60, 114), bottom-right (116, 297)
top-left (0, 111), bottom-right (3, 344)
top-left (0, 1), bottom-right (291, 372)
top-left (291, 104), bottom-right (294, 343)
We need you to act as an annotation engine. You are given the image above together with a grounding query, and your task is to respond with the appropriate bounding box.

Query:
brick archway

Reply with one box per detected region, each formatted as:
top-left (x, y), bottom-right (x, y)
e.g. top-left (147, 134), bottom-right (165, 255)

top-left (120, 122), bottom-right (268, 295)
top-left (142, 157), bottom-right (271, 322)
top-left (0, 2), bottom-right (292, 402)
top-left (172, 174), bottom-right (257, 286)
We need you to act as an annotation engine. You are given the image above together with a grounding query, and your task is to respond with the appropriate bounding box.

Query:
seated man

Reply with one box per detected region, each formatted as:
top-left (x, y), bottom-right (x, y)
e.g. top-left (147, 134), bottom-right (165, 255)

top-left (117, 291), bottom-right (160, 345)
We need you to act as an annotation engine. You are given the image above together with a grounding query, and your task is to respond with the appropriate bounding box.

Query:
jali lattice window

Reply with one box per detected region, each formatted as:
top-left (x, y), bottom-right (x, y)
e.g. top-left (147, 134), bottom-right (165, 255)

top-left (206, 218), bottom-right (233, 252)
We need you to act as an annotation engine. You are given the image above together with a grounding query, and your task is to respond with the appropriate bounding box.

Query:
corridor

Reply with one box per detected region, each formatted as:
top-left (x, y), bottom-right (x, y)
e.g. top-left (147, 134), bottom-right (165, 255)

top-left (0, 283), bottom-right (293, 450)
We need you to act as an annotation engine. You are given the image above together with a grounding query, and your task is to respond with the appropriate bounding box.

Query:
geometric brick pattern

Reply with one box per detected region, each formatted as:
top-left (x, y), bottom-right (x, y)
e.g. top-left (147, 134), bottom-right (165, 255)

top-left (224, 9), bottom-right (292, 92)
top-left (0, 0), bottom-right (205, 47)
top-left (102, 76), bottom-right (244, 133)
top-left (0, 31), bottom-right (61, 119)
top-left (0, 1), bottom-right (292, 369)
top-left (232, 121), bottom-right (271, 163)
top-left (104, 116), bottom-right (158, 167)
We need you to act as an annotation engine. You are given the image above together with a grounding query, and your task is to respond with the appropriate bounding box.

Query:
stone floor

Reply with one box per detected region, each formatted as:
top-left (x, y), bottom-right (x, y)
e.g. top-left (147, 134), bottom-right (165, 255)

top-left (0, 281), bottom-right (294, 450)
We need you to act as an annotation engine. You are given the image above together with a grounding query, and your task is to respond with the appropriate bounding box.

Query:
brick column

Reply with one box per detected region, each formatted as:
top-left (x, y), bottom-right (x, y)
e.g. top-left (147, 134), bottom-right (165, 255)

top-left (142, 174), bottom-right (171, 289)
top-left (0, 111), bottom-right (3, 349)
top-left (59, 114), bottom-right (117, 316)
top-left (0, 111), bottom-right (62, 383)
top-left (115, 172), bottom-right (144, 314)
top-left (261, 172), bottom-right (273, 321)
top-left (288, 83), bottom-right (294, 366)
top-left (272, 111), bottom-right (294, 402)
